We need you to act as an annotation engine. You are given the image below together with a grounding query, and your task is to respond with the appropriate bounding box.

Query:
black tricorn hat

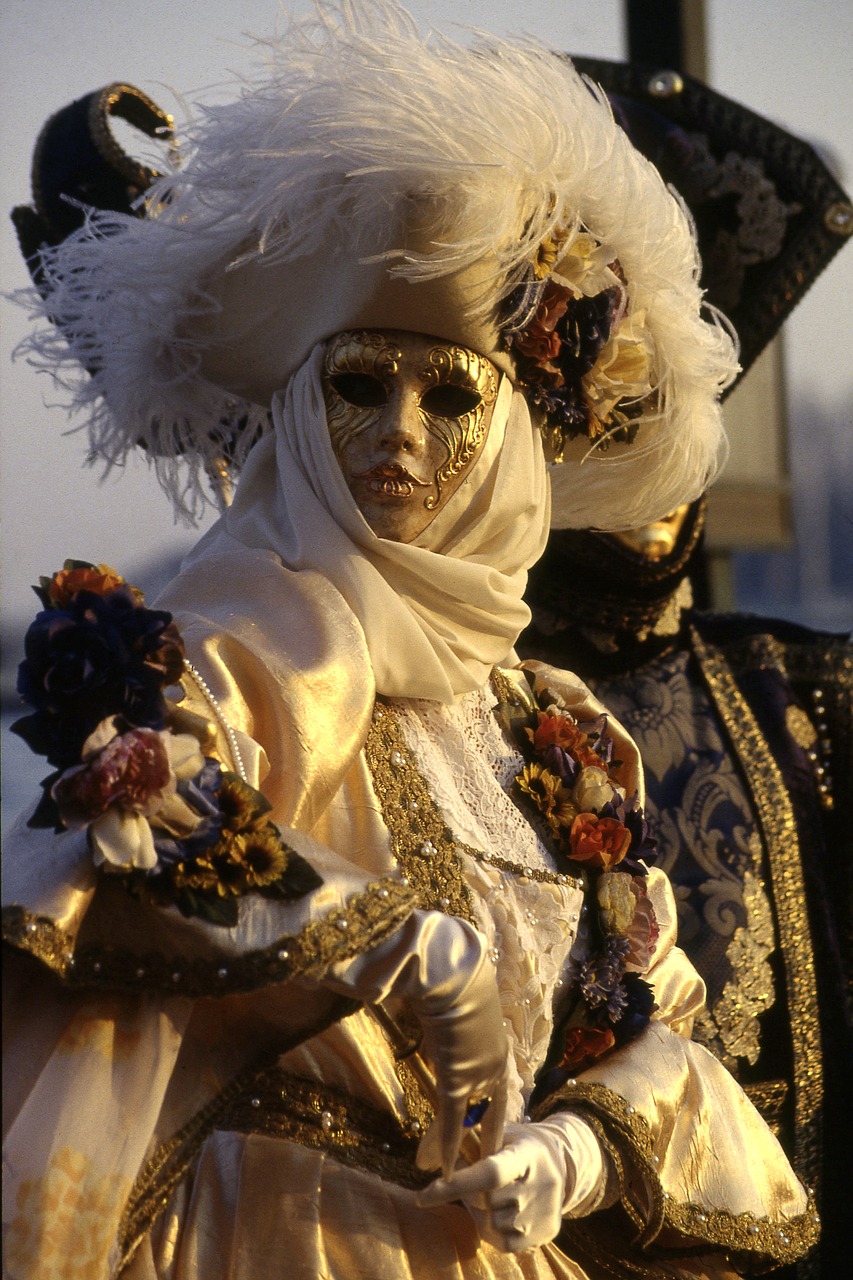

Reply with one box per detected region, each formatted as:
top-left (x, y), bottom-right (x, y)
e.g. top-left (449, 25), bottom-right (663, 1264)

top-left (570, 56), bottom-right (852, 389)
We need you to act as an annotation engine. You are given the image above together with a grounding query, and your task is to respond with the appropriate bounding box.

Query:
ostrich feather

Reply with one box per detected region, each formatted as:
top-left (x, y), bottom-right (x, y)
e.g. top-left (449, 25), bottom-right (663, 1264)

top-left (15, 0), bottom-right (737, 526)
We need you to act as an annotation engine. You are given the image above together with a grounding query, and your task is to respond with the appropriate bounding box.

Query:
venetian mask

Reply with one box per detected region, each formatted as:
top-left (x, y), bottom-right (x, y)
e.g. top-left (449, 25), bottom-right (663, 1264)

top-left (322, 329), bottom-right (499, 543)
top-left (611, 504), bottom-right (691, 561)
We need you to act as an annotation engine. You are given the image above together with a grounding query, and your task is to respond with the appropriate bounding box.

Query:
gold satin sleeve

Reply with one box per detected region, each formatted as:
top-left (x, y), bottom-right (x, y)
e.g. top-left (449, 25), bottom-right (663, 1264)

top-left (533, 871), bottom-right (818, 1274)
top-left (2, 832), bottom-right (417, 1005)
top-left (157, 548), bottom-right (377, 831)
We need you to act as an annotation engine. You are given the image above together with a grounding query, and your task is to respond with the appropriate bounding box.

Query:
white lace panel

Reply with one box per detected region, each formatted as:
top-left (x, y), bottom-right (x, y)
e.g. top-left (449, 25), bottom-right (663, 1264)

top-left (394, 687), bottom-right (554, 872)
top-left (394, 689), bottom-right (584, 1117)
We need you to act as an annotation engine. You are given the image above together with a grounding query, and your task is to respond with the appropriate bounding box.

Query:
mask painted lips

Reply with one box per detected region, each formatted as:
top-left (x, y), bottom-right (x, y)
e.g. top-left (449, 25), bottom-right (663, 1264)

top-left (354, 462), bottom-right (430, 498)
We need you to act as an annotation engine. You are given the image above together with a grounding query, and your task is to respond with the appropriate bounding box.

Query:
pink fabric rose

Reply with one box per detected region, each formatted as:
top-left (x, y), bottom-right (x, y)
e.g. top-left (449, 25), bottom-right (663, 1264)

top-left (53, 724), bottom-right (173, 827)
top-left (621, 876), bottom-right (660, 971)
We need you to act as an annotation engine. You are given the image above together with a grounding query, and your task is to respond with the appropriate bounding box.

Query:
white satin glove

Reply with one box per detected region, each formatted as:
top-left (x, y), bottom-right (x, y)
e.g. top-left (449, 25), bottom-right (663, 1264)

top-left (417, 1112), bottom-right (607, 1252)
top-left (324, 909), bottom-right (509, 1175)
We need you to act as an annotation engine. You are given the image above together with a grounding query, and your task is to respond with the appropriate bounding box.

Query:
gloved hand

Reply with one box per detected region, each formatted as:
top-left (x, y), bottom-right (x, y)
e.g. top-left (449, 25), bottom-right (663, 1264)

top-left (324, 909), bottom-right (509, 1175)
top-left (417, 1112), bottom-right (607, 1252)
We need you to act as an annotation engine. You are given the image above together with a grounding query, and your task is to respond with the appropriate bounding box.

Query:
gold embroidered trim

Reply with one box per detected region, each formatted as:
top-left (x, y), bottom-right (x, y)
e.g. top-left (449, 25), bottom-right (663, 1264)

top-left (364, 701), bottom-right (476, 922)
top-left (87, 83), bottom-right (176, 188)
top-left (1, 875), bottom-right (417, 997)
top-left (370, 1002), bottom-right (437, 1137)
top-left (364, 701), bottom-right (580, 915)
top-left (558, 1220), bottom-right (691, 1280)
top-left (0, 908), bottom-right (74, 973)
top-left (391, 1052), bottom-right (436, 1139)
top-left (691, 628), bottom-right (824, 1194)
top-left (744, 1079), bottom-right (790, 1135)
top-left (691, 858), bottom-right (776, 1071)
top-left (491, 664), bottom-right (536, 711)
top-left (535, 1080), bottom-right (820, 1266)
top-left (714, 633), bottom-right (853, 690)
top-left (116, 1006), bottom-right (355, 1275)
top-left (786, 704), bottom-right (818, 751)
top-left (217, 1067), bottom-right (431, 1189)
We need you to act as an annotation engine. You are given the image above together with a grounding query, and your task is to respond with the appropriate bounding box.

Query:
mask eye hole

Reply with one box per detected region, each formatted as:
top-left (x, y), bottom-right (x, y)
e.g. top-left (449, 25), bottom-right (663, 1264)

top-left (420, 384), bottom-right (482, 419)
top-left (328, 373), bottom-right (388, 408)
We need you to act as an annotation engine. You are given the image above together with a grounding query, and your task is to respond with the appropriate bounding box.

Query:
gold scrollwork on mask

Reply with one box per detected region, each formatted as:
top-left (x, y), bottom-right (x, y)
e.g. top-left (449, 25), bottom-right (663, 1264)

top-left (323, 330), bottom-right (402, 453)
top-left (419, 344), bottom-right (498, 510)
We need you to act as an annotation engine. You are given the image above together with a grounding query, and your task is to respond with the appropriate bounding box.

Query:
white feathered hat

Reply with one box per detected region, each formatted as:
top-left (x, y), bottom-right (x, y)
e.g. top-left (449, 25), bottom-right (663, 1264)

top-left (20, 0), bottom-right (738, 526)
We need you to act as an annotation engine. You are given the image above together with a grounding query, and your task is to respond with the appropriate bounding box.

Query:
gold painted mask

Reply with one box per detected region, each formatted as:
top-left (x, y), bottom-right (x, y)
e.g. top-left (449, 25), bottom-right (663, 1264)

top-left (611, 504), bottom-right (692, 561)
top-left (322, 330), bottom-right (499, 543)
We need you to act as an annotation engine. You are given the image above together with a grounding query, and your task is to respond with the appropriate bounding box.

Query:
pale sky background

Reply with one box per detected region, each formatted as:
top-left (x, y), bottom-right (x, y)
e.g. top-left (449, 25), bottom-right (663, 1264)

top-left (2, 0), bottom-right (852, 819)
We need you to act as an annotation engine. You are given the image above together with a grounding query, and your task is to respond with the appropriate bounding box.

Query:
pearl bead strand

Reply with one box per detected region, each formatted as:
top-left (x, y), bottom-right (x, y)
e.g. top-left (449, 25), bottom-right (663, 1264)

top-left (183, 660), bottom-right (247, 782)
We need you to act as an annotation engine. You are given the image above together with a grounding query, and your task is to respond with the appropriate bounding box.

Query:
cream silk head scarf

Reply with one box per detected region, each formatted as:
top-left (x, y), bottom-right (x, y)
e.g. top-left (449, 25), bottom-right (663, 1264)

top-left (183, 344), bottom-right (550, 703)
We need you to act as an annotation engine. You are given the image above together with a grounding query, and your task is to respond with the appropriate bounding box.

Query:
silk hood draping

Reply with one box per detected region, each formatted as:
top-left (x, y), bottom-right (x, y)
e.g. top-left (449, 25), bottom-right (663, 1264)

top-left (182, 345), bottom-right (550, 704)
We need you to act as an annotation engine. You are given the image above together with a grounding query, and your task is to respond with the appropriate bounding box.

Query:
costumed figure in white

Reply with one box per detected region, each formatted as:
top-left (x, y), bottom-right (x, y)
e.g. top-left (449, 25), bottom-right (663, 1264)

top-left (2, 4), bottom-right (819, 1278)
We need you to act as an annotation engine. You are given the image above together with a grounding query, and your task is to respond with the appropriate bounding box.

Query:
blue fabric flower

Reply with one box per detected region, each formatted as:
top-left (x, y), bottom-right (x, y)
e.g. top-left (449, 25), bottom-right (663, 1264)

top-left (13, 587), bottom-right (183, 768)
top-left (573, 934), bottom-right (631, 1014)
top-left (153, 759), bottom-right (224, 864)
top-left (540, 743), bottom-right (581, 786)
top-left (612, 973), bottom-right (657, 1042)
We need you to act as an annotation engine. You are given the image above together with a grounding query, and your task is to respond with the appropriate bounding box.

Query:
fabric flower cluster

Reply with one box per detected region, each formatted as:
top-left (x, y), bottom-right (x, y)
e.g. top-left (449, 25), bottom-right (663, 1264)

top-left (500, 228), bottom-right (655, 456)
top-left (13, 562), bottom-right (321, 926)
top-left (502, 678), bottom-right (659, 1082)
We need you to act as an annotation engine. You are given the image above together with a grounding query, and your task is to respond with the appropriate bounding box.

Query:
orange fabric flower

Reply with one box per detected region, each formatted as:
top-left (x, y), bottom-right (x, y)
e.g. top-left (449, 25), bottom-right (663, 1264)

top-left (569, 812), bottom-right (631, 869)
top-left (559, 1025), bottom-right (616, 1071)
top-left (513, 281), bottom-right (570, 365)
top-left (529, 712), bottom-right (604, 769)
top-left (47, 564), bottom-right (132, 607)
